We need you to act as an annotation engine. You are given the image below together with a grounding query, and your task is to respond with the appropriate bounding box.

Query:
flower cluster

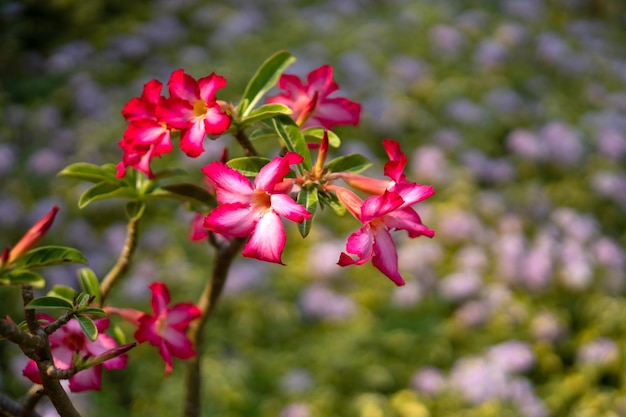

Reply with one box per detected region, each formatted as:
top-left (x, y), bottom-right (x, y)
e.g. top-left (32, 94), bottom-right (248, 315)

top-left (117, 70), bottom-right (231, 178)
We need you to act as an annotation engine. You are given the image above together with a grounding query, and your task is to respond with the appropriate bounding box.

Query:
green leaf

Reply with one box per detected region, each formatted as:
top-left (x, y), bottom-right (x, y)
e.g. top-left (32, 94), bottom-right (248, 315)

top-left (80, 307), bottom-right (107, 318)
top-left (272, 116), bottom-right (312, 173)
top-left (58, 163), bottom-right (119, 184)
top-left (0, 270), bottom-right (45, 288)
top-left (297, 187), bottom-right (318, 238)
top-left (318, 191), bottom-right (347, 216)
top-left (76, 315), bottom-right (98, 341)
top-left (112, 324), bottom-right (127, 345)
top-left (75, 292), bottom-right (92, 308)
top-left (25, 296), bottom-right (74, 310)
top-left (239, 103), bottom-right (292, 128)
top-left (226, 157), bottom-right (272, 177)
top-left (13, 246), bottom-right (88, 269)
top-left (156, 183), bottom-right (217, 208)
top-left (48, 285), bottom-right (78, 302)
top-left (326, 154), bottom-right (372, 174)
top-left (249, 127), bottom-right (277, 142)
top-left (303, 128), bottom-right (341, 148)
top-left (238, 51), bottom-right (296, 118)
top-left (78, 182), bottom-right (137, 209)
top-left (78, 268), bottom-right (101, 305)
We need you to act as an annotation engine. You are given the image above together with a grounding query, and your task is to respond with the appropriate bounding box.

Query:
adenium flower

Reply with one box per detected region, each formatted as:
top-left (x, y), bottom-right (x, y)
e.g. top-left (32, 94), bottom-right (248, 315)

top-left (267, 65), bottom-right (361, 129)
top-left (2, 206), bottom-right (58, 267)
top-left (157, 69), bottom-right (231, 157)
top-left (329, 185), bottom-right (434, 286)
top-left (116, 79), bottom-right (173, 178)
top-left (202, 152), bottom-right (311, 264)
top-left (107, 282), bottom-right (201, 376)
top-left (22, 315), bottom-right (129, 392)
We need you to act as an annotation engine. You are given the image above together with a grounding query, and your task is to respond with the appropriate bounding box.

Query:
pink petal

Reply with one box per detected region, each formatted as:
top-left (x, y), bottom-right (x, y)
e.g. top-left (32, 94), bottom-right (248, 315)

top-left (202, 161), bottom-right (253, 204)
top-left (306, 65), bottom-right (338, 95)
top-left (360, 191), bottom-right (404, 223)
top-left (104, 307), bottom-right (145, 326)
top-left (167, 69), bottom-right (199, 103)
top-left (308, 97), bottom-right (361, 129)
top-left (135, 318), bottom-right (161, 346)
top-left (157, 97), bottom-right (195, 129)
top-left (203, 105), bottom-right (231, 135)
top-left (203, 203), bottom-right (257, 237)
top-left (124, 120), bottom-right (170, 146)
top-left (242, 212), bottom-right (286, 264)
top-left (149, 282), bottom-right (171, 315)
top-left (23, 360), bottom-right (42, 384)
top-left (392, 183), bottom-right (434, 207)
top-left (122, 97), bottom-right (155, 121)
top-left (384, 207), bottom-right (435, 238)
top-left (180, 121), bottom-right (207, 157)
top-left (166, 303), bottom-right (202, 328)
top-left (254, 155), bottom-right (292, 192)
top-left (270, 193), bottom-right (311, 223)
top-left (198, 73), bottom-right (227, 103)
top-left (276, 74), bottom-right (306, 98)
top-left (158, 340), bottom-right (175, 376)
top-left (338, 226), bottom-right (374, 266)
top-left (141, 79), bottom-right (164, 105)
top-left (161, 328), bottom-right (196, 359)
top-left (371, 227), bottom-right (404, 286)
top-left (69, 366), bottom-right (102, 392)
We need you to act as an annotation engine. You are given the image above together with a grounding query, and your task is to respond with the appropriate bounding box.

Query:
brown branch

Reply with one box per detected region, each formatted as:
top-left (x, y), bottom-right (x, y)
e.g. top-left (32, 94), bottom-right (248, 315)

top-left (21, 384), bottom-right (45, 417)
top-left (0, 319), bottom-right (45, 349)
top-left (0, 391), bottom-right (42, 417)
top-left (21, 285), bottom-right (81, 417)
top-left (235, 130), bottom-right (258, 157)
top-left (99, 214), bottom-right (140, 306)
top-left (183, 237), bottom-right (246, 417)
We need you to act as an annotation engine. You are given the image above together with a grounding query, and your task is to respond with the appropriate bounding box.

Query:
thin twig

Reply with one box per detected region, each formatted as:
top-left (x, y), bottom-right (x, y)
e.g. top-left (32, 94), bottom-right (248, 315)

top-left (182, 237), bottom-right (246, 417)
top-left (99, 215), bottom-right (140, 306)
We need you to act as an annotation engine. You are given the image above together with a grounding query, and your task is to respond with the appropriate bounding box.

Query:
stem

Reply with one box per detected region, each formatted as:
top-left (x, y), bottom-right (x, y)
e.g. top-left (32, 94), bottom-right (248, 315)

top-left (21, 286), bottom-right (81, 417)
top-left (0, 391), bottom-right (42, 417)
top-left (182, 237), bottom-right (246, 417)
top-left (21, 385), bottom-right (45, 417)
top-left (99, 214), bottom-right (140, 306)
top-left (235, 130), bottom-right (258, 157)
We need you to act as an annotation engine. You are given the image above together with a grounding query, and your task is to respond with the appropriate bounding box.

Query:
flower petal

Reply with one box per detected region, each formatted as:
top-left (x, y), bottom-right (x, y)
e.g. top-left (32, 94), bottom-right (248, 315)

top-left (392, 183), bottom-right (434, 207)
top-left (22, 360), bottom-right (42, 384)
top-left (270, 193), bottom-right (311, 223)
top-left (308, 97), bottom-right (361, 129)
top-left (360, 191), bottom-right (404, 223)
top-left (384, 207), bottom-right (435, 238)
top-left (69, 366), bottom-right (102, 392)
top-left (149, 282), bottom-right (171, 316)
top-left (179, 121), bottom-right (207, 157)
top-left (202, 161), bottom-right (253, 204)
top-left (371, 227), bottom-right (404, 286)
top-left (203, 104), bottom-right (231, 135)
top-left (166, 303), bottom-right (202, 328)
top-left (198, 73), bottom-right (227, 103)
top-left (338, 226), bottom-right (374, 266)
top-left (161, 327), bottom-right (196, 360)
top-left (254, 155), bottom-right (292, 192)
top-left (167, 69), bottom-right (199, 103)
top-left (203, 203), bottom-right (256, 237)
top-left (242, 212), bottom-right (286, 264)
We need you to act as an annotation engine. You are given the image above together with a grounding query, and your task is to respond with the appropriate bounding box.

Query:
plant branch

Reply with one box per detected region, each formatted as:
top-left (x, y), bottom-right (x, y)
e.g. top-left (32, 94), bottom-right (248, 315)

top-left (20, 285), bottom-right (82, 417)
top-left (0, 390), bottom-right (42, 417)
top-left (0, 318), bottom-right (45, 349)
top-left (21, 384), bottom-right (45, 417)
top-left (182, 236), bottom-right (246, 417)
top-left (235, 129), bottom-right (258, 157)
top-left (99, 214), bottom-right (141, 306)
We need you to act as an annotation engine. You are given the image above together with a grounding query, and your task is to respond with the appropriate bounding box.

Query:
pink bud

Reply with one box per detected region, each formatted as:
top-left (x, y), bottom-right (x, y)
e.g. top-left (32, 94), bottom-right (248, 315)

top-left (8, 206), bottom-right (59, 264)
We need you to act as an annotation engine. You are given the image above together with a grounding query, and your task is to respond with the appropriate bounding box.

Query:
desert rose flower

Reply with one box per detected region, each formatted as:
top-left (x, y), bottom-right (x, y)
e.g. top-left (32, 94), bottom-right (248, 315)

top-left (108, 282), bottom-right (201, 376)
top-left (202, 152), bottom-right (311, 264)
top-left (267, 65), bottom-right (361, 129)
top-left (157, 69), bottom-right (231, 157)
top-left (117, 79), bottom-right (173, 178)
top-left (331, 186), bottom-right (434, 286)
top-left (22, 315), bottom-right (129, 392)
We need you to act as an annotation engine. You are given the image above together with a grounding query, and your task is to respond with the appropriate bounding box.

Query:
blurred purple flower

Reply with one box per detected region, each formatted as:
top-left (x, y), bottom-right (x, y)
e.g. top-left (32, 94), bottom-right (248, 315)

top-left (279, 403), bottom-right (310, 417)
top-left (596, 128), bottom-right (626, 159)
top-left (577, 338), bottom-right (620, 366)
top-left (531, 311), bottom-right (566, 343)
top-left (428, 24), bottom-right (466, 58)
top-left (487, 341), bottom-right (535, 373)
top-left (298, 284), bottom-right (357, 321)
top-left (410, 366), bottom-right (446, 396)
top-left (439, 270), bottom-right (482, 301)
top-left (280, 368), bottom-right (313, 394)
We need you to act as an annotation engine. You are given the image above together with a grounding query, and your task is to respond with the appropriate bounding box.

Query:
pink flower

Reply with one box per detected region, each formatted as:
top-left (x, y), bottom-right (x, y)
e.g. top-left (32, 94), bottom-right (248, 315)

top-left (116, 79), bottom-right (173, 178)
top-left (202, 153), bottom-right (311, 264)
top-left (157, 69), bottom-right (231, 157)
top-left (332, 186), bottom-right (434, 286)
top-left (267, 65), bottom-right (361, 129)
top-left (22, 315), bottom-right (128, 392)
top-left (115, 282), bottom-right (201, 376)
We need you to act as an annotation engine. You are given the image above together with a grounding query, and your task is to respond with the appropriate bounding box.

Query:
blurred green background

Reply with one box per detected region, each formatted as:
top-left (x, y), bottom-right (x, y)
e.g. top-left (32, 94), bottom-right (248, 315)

top-left (2, 0), bottom-right (626, 416)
